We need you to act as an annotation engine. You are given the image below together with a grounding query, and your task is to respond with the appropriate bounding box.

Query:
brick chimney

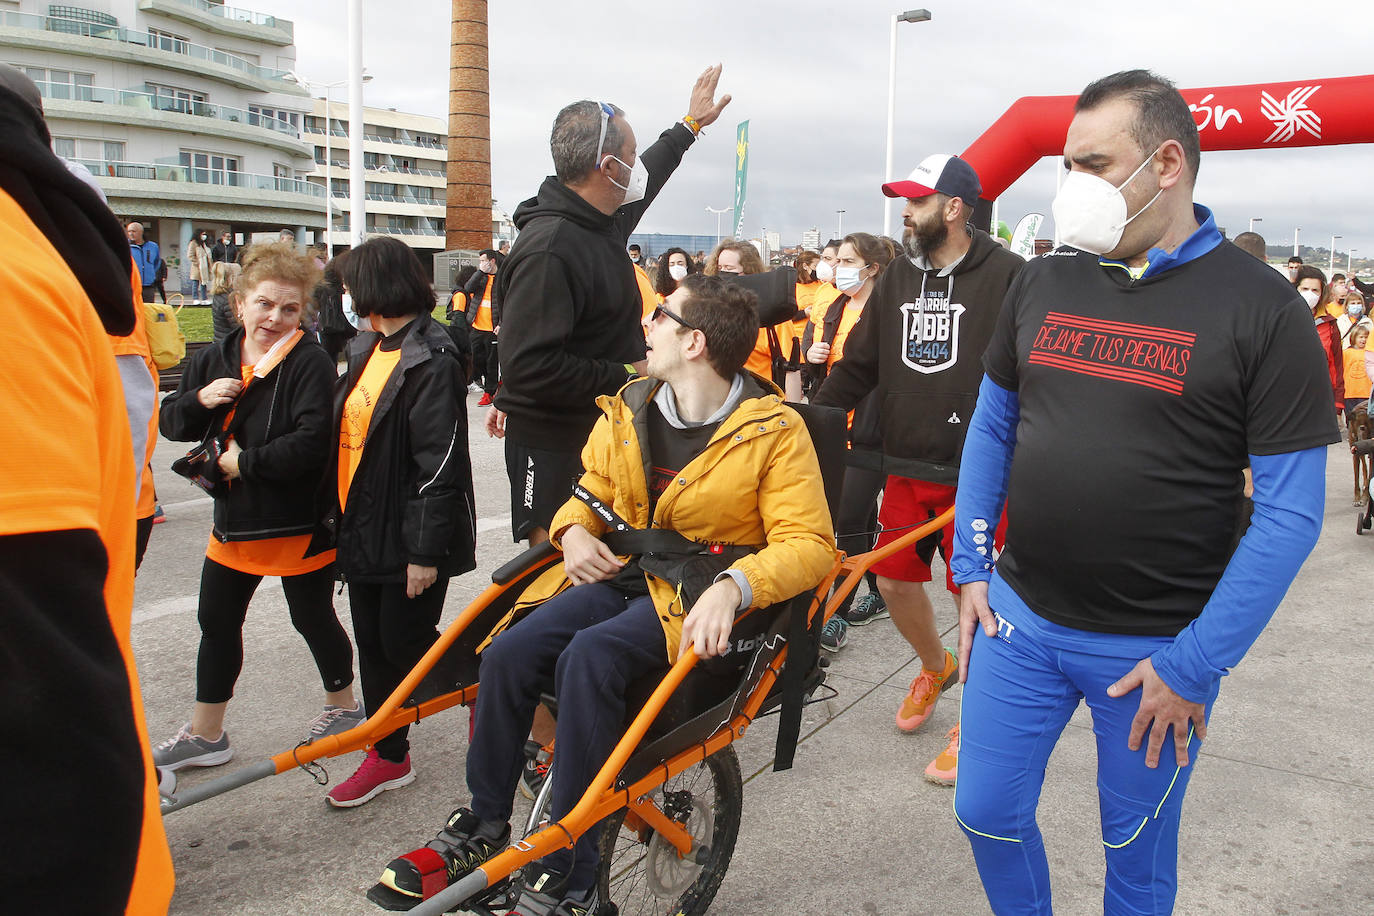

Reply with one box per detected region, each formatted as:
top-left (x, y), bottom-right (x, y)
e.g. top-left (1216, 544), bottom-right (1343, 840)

top-left (446, 0), bottom-right (491, 251)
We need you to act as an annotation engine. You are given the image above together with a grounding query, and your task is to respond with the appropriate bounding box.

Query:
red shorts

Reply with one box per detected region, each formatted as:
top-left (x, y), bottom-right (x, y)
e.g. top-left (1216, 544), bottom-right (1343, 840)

top-left (871, 475), bottom-right (1006, 593)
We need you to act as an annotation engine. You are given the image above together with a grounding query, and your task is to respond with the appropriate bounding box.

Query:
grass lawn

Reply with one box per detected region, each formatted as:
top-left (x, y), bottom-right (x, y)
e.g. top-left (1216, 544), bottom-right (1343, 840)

top-left (174, 301), bottom-right (452, 343)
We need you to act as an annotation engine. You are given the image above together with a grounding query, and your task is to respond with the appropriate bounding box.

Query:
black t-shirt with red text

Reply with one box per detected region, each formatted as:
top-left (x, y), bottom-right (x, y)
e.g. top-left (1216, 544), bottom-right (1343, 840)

top-left (983, 242), bottom-right (1338, 635)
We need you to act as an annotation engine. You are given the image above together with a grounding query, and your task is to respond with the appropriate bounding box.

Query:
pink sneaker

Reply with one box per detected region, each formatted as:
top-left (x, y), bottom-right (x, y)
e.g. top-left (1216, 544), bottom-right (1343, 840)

top-left (924, 725), bottom-right (959, 786)
top-left (326, 748), bottom-right (415, 808)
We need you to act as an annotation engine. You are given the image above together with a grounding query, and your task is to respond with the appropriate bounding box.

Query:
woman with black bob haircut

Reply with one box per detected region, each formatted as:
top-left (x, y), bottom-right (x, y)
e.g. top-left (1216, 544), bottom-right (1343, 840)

top-left (313, 235), bottom-right (478, 807)
top-left (652, 246), bottom-right (697, 299)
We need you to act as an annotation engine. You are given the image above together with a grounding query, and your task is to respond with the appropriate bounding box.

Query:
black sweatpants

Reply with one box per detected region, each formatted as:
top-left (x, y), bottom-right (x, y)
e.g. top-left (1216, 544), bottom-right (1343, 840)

top-left (348, 577), bottom-right (450, 762)
top-left (471, 329), bottom-right (499, 395)
top-left (468, 583), bottom-right (664, 894)
top-left (195, 558), bottom-right (354, 704)
top-left (833, 464), bottom-right (884, 613)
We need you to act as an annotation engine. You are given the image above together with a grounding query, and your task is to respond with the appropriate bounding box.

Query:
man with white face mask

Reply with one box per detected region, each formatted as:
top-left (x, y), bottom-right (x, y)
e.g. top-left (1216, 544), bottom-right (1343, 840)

top-left (488, 66), bottom-right (731, 550)
top-left (949, 69), bottom-right (1337, 914)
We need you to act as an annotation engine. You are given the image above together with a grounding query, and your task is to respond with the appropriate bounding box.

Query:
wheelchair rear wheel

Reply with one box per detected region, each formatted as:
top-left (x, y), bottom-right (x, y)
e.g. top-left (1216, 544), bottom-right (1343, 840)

top-left (595, 745), bottom-right (743, 915)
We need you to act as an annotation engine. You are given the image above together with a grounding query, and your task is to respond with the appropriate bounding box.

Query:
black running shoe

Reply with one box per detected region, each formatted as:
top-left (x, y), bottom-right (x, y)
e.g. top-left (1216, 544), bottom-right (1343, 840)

top-left (506, 864), bottom-right (600, 916)
top-left (375, 808), bottom-right (509, 902)
top-left (518, 739), bottom-right (553, 800)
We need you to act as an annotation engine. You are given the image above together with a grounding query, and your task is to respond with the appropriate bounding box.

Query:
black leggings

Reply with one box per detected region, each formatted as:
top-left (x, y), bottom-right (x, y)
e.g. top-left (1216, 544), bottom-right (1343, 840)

top-left (195, 558), bottom-right (354, 704)
top-left (348, 578), bottom-right (449, 762)
top-left (833, 464), bottom-right (884, 614)
top-left (471, 329), bottom-right (499, 395)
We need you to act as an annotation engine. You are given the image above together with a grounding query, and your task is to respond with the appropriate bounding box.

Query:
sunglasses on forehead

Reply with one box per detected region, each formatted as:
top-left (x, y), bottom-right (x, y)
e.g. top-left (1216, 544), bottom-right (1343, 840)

top-left (651, 303), bottom-right (697, 331)
top-left (595, 100), bottom-right (615, 163)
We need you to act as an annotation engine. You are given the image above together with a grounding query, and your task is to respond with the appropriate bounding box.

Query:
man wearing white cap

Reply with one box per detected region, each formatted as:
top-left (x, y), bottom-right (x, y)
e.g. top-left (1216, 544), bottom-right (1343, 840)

top-left (812, 153), bottom-right (1024, 779)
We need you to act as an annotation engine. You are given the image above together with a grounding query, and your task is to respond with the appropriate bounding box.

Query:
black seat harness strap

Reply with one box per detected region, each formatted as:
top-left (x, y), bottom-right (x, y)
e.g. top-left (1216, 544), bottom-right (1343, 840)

top-left (571, 484), bottom-right (815, 772)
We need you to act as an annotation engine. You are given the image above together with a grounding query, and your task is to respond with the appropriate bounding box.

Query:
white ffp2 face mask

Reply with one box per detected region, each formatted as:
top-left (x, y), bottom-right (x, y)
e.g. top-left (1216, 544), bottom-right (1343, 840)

top-left (1052, 148), bottom-right (1164, 256)
top-left (606, 155), bottom-right (648, 206)
top-left (1300, 289), bottom-right (1320, 310)
top-left (815, 260), bottom-right (835, 282)
top-left (668, 263), bottom-right (689, 281)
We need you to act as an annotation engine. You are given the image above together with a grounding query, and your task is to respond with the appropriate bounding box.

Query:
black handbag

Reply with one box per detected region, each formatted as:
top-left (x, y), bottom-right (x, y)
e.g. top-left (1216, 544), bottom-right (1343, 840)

top-left (171, 404), bottom-right (240, 497)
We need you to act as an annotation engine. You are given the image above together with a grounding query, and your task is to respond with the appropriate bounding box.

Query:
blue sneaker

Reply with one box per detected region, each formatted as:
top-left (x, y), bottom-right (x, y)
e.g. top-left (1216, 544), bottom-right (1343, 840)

top-left (844, 591), bottom-right (889, 626)
top-left (819, 615), bottom-right (849, 652)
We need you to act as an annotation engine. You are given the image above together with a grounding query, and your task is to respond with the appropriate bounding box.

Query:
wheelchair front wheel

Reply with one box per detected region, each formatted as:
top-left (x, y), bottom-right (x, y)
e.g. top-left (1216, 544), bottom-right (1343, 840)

top-left (595, 745), bottom-right (743, 916)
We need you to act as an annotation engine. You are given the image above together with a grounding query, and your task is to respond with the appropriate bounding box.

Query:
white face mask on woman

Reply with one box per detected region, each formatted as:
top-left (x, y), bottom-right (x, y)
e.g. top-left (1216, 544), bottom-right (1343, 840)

top-left (834, 265), bottom-right (869, 294)
top-left (341, 292), bottom-right (372, 332)
top-left (1299, 289), bottom-right (1321, 310)
top-left (668, 263), bottom-right (689, 281)
top-left (814, 259), bottom-right (835, 283)
top-left (1051, 147), bottom-right (1164, 256)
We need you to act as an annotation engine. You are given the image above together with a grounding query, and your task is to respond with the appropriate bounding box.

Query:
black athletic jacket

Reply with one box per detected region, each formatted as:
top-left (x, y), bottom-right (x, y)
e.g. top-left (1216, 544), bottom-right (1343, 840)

top-left (492, 121), bottom-right (697, 452)
top-left (813, 230), bottom-right (1025, 484)
top-left (311, 313), bottom-right (477, 582)
top-left (161, 327), bottom-right (335, 541)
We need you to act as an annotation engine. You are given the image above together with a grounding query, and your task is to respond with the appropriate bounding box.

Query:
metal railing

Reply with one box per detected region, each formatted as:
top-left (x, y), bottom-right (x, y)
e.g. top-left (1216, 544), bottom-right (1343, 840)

top-left (162, 0), bottom-right (290, 31)
top-left (362, 131), bottom-right (445, 150)
top-left (3, 11), bottom-right (294, 82)
top-left (34, 80), bottom-right (299, 137)
top-left (76, 157), bottom-right (324, 198)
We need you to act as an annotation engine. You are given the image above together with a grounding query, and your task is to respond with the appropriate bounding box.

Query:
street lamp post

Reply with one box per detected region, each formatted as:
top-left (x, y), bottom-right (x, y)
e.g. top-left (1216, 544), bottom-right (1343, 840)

top-left (837, 209), bottom-right (845, 239)
top-left (884, 9), bottom-right (932, 237)
top-left (1294, 227), bottom-right (1301, 257)
top-left (705, 206), bottom-right (732, 245)
top-left (1350, 249), bottom-right (1357, 274)
top-left (1331, 235), bottom-right (1342, 273)
top-left (1249, 216), bottom-right (1262, 233)
top-left (287, 69), bottom-right (371, 255)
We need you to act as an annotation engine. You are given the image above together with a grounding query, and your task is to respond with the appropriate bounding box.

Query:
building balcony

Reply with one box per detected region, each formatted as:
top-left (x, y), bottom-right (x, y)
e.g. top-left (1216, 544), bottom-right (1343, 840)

top-left (0, 10), bottom-right (307, 94)
top-left (38, 81), bottom-right (311, 159)
top-left (137, 0), bottom-right (293, 46)
top-left (77, 157), bottom-right (326, 225)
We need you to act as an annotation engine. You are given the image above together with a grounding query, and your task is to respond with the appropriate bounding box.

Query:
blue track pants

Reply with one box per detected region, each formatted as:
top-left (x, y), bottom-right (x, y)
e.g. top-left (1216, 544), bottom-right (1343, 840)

top-left (954, 575), bottom-right (1220, 915)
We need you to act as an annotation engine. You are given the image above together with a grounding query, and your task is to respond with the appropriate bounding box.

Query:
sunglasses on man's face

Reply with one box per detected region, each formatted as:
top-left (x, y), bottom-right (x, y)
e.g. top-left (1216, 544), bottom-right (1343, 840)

top-left (651, 303), bottom-right (697, 331)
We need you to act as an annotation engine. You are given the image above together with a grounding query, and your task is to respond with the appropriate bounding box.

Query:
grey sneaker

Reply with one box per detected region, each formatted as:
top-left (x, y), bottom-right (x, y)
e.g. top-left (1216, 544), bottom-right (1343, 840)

top-left (152, 724), bottom-right (233, 771)
top-left (819, 615), bottom-right (849, 652)
top-left (845, 591), bottom-right (890, 626)
top-left (304, 703), bottom-right (366, 742)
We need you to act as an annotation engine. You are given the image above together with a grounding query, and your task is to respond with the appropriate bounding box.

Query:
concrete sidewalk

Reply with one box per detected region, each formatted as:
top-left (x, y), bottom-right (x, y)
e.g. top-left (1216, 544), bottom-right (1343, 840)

top-left (132, 399), bottom-right (1374, 914)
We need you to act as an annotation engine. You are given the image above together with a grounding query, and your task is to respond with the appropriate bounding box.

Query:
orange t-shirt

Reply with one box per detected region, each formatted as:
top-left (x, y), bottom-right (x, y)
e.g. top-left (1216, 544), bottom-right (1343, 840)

top-left (471, 274), bottom-right (495, 332)
top-left (207, 365), bottom-right (335, 575)
top-left (745, 321), bottom-right (794, 380)
top-left (634, 263), bottom-right (660, 322)
top-left (0, 188), bottom-right (174, 911)
top-left (339, 344), bottom-right (403, 510)
top-left (1344, 347), bottom-right (1371, 401)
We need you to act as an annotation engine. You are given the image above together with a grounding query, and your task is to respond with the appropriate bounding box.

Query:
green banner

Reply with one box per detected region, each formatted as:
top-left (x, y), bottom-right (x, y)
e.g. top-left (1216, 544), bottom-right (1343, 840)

top-left (732, 120), bottom-right (749, 239)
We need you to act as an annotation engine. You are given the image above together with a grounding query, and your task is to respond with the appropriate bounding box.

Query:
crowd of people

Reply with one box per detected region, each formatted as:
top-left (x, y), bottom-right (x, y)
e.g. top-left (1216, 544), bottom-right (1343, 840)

top-left (5, 55), bottom-right (1364, 915)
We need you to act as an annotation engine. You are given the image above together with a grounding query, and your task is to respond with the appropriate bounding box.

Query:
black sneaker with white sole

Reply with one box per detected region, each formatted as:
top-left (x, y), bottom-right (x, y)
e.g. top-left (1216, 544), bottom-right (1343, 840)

top-left (369, 808), bottom-right (510, 910)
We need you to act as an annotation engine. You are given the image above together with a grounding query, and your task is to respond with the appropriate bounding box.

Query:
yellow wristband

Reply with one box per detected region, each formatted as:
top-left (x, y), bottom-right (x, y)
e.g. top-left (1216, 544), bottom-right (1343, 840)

top-left (682, 114), bottom-right (702, 136)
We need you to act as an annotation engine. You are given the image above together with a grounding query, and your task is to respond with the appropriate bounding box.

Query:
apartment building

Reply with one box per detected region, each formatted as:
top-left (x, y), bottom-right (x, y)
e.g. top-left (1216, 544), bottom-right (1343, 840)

top-left (0, 0), bottom-right (321, 295)
top-left (303, 98), bottom-right (447, 256)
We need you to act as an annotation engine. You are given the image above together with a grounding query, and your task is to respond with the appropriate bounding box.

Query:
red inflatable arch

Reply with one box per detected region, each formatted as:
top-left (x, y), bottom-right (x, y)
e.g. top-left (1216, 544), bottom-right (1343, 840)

top-left (958, 74), bottom-right (1374, 224)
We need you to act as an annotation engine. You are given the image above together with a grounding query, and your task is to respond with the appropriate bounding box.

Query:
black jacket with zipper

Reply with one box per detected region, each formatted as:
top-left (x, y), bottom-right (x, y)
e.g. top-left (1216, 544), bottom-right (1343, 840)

top-left (310, 313), bottom-right (477, 583)
top-left (801, 289), bottom-right (884, 467)
top-left (812, 230), bottom-right (1025, 485)
top-left (160, 327), bottom-right (335, 541)
top-left (492, 121), bottom-right (697, 452)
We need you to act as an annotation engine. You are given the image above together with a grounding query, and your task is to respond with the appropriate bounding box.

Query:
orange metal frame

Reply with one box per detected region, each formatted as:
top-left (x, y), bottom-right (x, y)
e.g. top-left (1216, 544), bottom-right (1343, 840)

top-left (164, 506), bottom-right (955, 914)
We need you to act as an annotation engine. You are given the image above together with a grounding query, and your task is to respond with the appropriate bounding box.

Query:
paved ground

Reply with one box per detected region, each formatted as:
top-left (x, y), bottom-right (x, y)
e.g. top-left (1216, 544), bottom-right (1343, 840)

top-left (133, 388), bottom-right (1374, 915)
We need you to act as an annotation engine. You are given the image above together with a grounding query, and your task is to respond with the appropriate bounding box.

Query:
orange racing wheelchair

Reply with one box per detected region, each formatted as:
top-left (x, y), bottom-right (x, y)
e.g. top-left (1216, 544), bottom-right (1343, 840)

top-left (160, 403), bottom-right (955, 915)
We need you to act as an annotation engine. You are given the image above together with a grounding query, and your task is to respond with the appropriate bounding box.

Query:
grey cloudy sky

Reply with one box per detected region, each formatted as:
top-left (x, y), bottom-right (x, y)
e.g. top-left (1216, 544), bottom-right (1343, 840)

top-left (271, 0), bottom-right (1372, 264)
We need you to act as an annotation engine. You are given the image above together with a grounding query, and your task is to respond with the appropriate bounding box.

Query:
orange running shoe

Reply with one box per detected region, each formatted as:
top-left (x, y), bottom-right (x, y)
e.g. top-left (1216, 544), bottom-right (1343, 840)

top-left (896, 648), bottom-right (957, 733)
top-left (924, 725), bottom-right (959, 786)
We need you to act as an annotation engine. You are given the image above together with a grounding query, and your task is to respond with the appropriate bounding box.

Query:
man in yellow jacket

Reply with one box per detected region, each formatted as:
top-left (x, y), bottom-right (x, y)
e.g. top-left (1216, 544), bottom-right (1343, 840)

top-left (375, 273), bottom-right (835, 912)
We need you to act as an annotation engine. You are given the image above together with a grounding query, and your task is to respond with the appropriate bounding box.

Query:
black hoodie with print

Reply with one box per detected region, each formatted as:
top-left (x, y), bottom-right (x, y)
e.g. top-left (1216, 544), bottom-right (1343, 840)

top-left (813, 229), bottom-right (1025, 485)
top-left (492, 122), bottom-right (697, 452)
